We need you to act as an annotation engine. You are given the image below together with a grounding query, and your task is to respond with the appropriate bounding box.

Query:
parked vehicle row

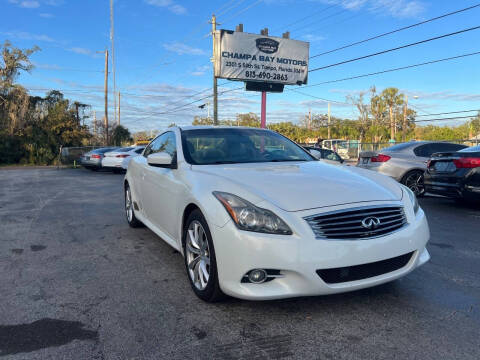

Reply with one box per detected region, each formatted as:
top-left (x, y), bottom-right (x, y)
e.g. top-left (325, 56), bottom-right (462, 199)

top-left (81, 146), bottom-right (145, 172)
top-left (124, 126), bottom-right (430, 302)
top-left (424, 145), bottom-right (480, 202)
top-left (357, 141), bottom-right (480, 203)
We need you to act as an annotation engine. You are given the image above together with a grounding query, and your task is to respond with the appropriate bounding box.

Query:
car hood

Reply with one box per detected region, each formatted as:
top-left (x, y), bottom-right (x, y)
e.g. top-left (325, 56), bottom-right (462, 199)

top-left (193, 161), bottom-right (403, 212)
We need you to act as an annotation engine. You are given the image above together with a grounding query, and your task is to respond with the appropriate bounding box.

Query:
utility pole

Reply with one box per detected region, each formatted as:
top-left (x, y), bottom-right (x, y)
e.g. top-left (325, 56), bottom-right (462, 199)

top-left (308, 108), bottom-right (311, 130)
top-left (104, 49), bottom-right (109, 145)
top-left (211, 14), bottom-right (218, 125)
top-left (110, 0), bottom-right (117, 126)
top-left (403, 95), bottom-right (408, 142)
top-left (327, 102), bottom-right (331, 139)
top-left (93, 110), bottom-right (97, 137)
top-left (118, 91), bottom-right (121, 125)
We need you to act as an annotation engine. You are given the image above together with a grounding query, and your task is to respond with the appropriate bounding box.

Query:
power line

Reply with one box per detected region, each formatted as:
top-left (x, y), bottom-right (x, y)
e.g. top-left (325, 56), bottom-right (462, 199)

top-left (221, 0), bottom-right (264, 24)
top-left (310, 3), bottom-right (480, 59)
top-left (309, 25), bottom-right (480, 72)
top-left (301, 51), bottom-right (480, 89)
top-left (134, 86), bottom-right (244, 120)
top-left (217, 0), bottom-right (246, 17)
top-left (414, 115), bottom-right (476, 123)
top-left (272, 3), bottom-right (337, 32)
top-left (289, 88), bottom-right (351, 105)
top-left (415, 109), bottom-right (480, 117)
top-left (289, 8), bottom-right (348, 33)
top-left (409, 103), bottom-right (432, 115)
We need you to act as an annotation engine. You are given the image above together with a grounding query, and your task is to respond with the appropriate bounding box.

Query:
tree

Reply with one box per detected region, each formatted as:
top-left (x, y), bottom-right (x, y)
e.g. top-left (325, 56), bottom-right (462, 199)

top-left (111, 124), bottom-right (132, 146)
top-left (347, 92), bottom-right (370, 142)
top-left (380, 87), bottom-right (404, 141)
top-left (1, 41), bottom-right (40, 135)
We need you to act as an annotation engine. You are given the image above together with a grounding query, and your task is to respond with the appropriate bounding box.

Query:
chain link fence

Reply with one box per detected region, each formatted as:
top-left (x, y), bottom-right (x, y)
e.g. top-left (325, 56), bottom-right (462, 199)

top-left (59, 146), bottom-right (106, 166)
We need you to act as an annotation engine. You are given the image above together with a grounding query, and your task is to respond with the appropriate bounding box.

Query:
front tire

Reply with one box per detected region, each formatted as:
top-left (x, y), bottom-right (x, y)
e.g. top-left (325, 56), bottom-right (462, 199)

top-left (402, 170), bottom-right (425, 197)
top-left (125, 184), bottom-right (143, 228)
top-left (183, 209), bottom-right (224, 302)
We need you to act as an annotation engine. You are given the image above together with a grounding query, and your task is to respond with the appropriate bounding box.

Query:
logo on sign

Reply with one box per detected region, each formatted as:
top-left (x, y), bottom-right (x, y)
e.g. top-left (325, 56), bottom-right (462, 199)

top-left (256, 38), bottom-right (279, 54)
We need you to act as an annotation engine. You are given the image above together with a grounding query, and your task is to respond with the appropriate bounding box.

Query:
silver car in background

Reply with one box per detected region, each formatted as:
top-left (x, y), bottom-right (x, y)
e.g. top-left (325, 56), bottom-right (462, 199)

top-left (81, 147), bottom-right (118, 171)
top-left (357, 141), bottom-right (467, 196)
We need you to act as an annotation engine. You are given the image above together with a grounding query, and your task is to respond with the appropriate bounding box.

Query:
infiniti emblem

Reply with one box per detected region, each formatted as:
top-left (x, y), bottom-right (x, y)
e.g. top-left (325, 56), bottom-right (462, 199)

top-left (361, 216), bottom-right (381, 230)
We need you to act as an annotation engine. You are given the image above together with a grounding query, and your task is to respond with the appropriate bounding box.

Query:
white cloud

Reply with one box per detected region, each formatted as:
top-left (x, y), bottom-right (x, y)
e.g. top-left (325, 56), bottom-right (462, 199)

top-left (302, 34), bottom-right (326, 42)
top-left (44, 0), bottom-right (63, 5)
top-left (314, 0), bottom-right (426, 18)
top-left (163, 42), bottom-right (207, 56)
top-left (144, 0), bottom-right (187, 15)
top-left (190, 65), bottom-right (211, 76)
top-left (68, 47), bottom-right (98, 58)
top-left (8, 0), bottom-right (40, 8)
top-left (1, 30), bottom-right (55, 42)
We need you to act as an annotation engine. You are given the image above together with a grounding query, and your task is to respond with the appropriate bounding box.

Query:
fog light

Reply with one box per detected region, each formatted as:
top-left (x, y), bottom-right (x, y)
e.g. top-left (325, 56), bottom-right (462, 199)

top-left (248, 269), bottom-right (267, 283)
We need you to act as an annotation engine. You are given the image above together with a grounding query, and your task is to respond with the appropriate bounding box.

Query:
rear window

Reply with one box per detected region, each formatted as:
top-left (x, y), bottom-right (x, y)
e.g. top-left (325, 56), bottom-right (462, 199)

top-left (459, 145), bottom-right (480, 152)
top-left (382, 142), bottom-right (416, 152)
top-left (118, 147), bottom-right (134, 152)
top-left (94, 147), bottom-right (117, 154)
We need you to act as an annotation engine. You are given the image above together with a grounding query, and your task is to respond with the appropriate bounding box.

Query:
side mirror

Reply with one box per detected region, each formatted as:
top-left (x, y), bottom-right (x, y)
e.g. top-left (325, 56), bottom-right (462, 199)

top-left (147, 152), bottom-right (173, 168)
top-left (308, 149), bottom-right (322, 159)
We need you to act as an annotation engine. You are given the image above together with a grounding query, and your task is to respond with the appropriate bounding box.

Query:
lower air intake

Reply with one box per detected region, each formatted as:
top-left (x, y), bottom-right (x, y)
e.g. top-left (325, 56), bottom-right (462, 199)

top-left (316, 252), bottom-right (414, 284)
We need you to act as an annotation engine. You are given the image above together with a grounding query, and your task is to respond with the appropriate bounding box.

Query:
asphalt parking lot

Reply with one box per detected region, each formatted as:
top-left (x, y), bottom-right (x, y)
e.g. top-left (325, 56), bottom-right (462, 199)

top-left (0, 168), bottom-right (479, 360)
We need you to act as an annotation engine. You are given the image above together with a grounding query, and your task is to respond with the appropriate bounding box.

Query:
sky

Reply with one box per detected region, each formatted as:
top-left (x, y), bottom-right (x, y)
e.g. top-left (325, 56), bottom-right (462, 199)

top-left (1, 0), bottom-right (480, 133)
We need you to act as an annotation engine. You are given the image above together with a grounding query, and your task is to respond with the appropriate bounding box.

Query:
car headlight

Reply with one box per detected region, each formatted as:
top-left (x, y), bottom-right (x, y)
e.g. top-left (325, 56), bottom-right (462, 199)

top-left (403, 185), bottom-right (419, 214)
top-left (213, 191), bottom-right (292, 235)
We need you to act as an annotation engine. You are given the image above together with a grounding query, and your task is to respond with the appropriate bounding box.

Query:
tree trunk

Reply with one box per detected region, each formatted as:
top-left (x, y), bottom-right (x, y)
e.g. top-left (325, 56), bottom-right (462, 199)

top-left (389, 105), bottom-right (394, 140)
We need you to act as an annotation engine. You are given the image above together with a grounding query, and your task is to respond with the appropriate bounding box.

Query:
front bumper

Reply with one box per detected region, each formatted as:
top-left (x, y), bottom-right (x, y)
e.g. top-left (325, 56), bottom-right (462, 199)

top-left (101, 157), bottom-right (123, 168)
top-left (211, 203), bottom-right (430, 300)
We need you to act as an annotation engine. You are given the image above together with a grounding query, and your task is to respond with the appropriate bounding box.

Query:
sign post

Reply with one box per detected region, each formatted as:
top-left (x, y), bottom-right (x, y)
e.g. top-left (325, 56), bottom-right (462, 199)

top-left (261, 91), bottom-right (266, 128)
top-left (213, 28), bottom-right (309, 127)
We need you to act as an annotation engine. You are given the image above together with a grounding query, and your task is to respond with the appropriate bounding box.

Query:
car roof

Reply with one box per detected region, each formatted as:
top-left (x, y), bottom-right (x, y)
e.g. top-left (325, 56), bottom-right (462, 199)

top-left (177, 125), bottom-right (271, 131)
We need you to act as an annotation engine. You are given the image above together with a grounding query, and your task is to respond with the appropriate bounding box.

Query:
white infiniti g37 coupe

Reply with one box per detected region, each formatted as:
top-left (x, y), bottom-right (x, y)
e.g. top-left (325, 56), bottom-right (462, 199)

top-left (124, 126), bottom-right (430, 302)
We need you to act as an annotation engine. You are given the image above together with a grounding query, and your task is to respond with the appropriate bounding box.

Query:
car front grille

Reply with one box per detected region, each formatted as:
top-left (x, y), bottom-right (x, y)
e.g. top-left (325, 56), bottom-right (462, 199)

top-left (316, 252), bottom-right (414, 284)
top-left (304, 205), bottom-right (407, 240)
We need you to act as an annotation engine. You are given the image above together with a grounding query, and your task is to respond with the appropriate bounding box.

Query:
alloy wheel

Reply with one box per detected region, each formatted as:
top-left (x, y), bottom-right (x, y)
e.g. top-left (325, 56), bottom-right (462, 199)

top-left (185, 220), bottom-right (210, 290)
top-left (125, 187), bottom-right (133, 222)
top-left (404, 172), bottom-right (425, 196)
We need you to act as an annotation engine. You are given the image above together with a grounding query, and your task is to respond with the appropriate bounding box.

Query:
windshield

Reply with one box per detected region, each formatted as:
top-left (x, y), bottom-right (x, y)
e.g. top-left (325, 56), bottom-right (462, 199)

top-left (181, 128), bottom-right (315, 165)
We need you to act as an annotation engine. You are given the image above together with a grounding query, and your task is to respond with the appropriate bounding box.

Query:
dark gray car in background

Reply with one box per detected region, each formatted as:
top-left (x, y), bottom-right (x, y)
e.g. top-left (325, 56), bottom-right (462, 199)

top-left (357, 141), bottom-right (467, 196)
top-left (81, 147), bottom-right (118, 171)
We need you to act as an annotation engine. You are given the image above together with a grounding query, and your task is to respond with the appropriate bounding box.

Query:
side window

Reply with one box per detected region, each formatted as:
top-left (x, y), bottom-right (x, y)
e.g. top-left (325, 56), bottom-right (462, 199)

top-left (144, 132), bottom-right (177, 158)
top-left (143, 138), bottom-right (159, 157)
top-left (414, 144), bottom-right (432, 157)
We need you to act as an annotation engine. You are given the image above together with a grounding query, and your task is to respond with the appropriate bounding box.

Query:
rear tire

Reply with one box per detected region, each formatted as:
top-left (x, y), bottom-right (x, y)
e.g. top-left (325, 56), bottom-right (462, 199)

top-left (125, 184), bottom-right (143, 228)
top-left (183, 209), bottom-right (225, 302)
top-left (402, 170), bottom-right (425, 197)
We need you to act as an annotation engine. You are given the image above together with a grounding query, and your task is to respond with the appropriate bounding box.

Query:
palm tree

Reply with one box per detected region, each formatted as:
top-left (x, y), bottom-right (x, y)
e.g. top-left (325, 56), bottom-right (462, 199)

top-left (380, 88), bottom-right (404, 141)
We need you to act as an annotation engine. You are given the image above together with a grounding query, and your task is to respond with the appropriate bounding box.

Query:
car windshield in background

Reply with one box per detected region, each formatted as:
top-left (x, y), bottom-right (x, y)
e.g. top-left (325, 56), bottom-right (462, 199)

top-left (182, 128), bottom-right (314, 165)
top-left (459, 145), bottom-right (480, 152)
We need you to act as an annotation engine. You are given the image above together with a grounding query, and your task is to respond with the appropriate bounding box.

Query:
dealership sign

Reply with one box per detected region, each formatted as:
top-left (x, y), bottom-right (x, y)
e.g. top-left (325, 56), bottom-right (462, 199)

top-left (214, 30), bottom-right (309, 85)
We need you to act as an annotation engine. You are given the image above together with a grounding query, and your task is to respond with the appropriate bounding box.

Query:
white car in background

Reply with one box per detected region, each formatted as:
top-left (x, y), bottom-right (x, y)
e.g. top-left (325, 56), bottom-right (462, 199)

top-left (102, 146), bottom-right (145, 172)
top-left (124, 126), bottom-right (430, 302)
top-left (121, 147), bottom-right (146, 170)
